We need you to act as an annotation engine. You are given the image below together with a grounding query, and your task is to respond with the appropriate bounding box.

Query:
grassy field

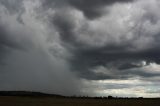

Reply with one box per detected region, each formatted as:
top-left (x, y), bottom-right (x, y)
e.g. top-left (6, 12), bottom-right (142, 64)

top-left (0, 96), bottom-right (160, 106)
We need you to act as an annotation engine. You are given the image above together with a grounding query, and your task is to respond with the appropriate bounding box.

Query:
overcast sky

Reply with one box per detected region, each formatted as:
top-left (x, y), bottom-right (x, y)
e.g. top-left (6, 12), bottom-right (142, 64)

top-left (0, 0), bottom-right (160, 97)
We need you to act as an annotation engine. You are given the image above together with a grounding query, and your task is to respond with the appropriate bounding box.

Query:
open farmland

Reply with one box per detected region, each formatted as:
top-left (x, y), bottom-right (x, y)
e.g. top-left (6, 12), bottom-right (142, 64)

top-left (0, 96), bottom-right (160, 106)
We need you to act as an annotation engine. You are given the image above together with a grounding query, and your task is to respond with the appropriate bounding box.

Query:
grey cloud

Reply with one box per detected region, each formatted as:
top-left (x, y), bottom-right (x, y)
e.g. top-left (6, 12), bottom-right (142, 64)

top-left (0, 24), bottom-right (23, 64)
top-left (0, 25), bottom-right (21, 49)
top-left (68, 45), bottom-right (160, 80)
top-left (1, 0), bottom-right (160, 97)
top-left (67, 0), bottom-right (134, 19)
top-left (47, 0), bottom-right (160, 80)
top-left (145, 89), bottom-right (160, 94)
top-left (53, 11), bottom-right (76, 45)
top-left (0, 0), bottom-right (24, 14)
top-left (0, 0), bottom-right (84, 96)
top-left (0, 0), bottom-right (25, 24)
top-left (43, 0), bottom-right (134, 19)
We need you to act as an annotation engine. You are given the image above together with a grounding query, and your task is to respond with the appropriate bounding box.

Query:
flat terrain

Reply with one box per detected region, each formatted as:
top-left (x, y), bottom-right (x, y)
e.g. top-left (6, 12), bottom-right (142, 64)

top-left (0, 96), bottom-right (160, 106)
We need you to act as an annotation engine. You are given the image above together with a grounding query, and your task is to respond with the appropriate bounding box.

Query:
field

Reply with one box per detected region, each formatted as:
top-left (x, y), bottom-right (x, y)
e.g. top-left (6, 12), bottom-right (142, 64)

top-left (0, 96), bottom-right (160, 106)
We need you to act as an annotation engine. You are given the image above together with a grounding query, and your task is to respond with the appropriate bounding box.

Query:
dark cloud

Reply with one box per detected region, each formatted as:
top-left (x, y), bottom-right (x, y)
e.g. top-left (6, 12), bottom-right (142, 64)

top-left (47, 0), bottom-right (160, 81)
top-left (0, 0), bottom-right (160, 97)
top-left (69, 45), bottom-right (160, 80)
top-left (0, 26), bottom-right (20, 49)
top-left (53, 12), bottom-right (76, 44)
top-left (68, 0), bottom-right (134, 19)
top-left (0, 0), bottom-right (84, 96)
top-left (53, 18), bottom-right (160, 80)
top-left (0, 24), bottom-right (23, 64)
top-left (43, 0), bottom-right (134, 19)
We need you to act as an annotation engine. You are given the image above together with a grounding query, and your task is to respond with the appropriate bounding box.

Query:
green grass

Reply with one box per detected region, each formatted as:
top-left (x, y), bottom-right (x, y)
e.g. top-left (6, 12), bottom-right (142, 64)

top-left (0, 96), bottom-right (160, 106)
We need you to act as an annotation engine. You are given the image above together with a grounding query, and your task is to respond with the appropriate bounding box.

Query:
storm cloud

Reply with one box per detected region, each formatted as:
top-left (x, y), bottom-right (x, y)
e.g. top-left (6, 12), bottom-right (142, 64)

top-left (42, 0), bottom-right (134, 19)
top-left (0, 0), bottom-right (160, 97)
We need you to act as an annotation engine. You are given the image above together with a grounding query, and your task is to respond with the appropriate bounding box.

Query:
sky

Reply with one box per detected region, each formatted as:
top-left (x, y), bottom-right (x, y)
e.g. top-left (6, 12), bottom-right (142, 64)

top-left (0, 0), bottom-right (160, 97)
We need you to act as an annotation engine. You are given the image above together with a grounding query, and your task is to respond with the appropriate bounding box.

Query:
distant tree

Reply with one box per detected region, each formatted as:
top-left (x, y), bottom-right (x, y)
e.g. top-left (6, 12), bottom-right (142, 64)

top-left (139, 97), bottom-right (143, 99)
top-left (108, 95), bottom-right (114, 99)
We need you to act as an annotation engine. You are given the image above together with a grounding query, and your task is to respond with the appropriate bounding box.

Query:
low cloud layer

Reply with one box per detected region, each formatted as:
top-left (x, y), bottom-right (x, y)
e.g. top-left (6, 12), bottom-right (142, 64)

top-left (0, 0), bottom-right (160, 97)
top-left (42, 0), bottom-right (134, 19)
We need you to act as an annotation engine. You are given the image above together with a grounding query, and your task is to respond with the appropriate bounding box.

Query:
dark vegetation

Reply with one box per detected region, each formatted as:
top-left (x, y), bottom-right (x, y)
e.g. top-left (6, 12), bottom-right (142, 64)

top-left (0, 91), bottom-right (145, 99)
top-left (0, 91), bottom-right (160, 106)
top-left (0, 91), bottom-right (64, 97)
